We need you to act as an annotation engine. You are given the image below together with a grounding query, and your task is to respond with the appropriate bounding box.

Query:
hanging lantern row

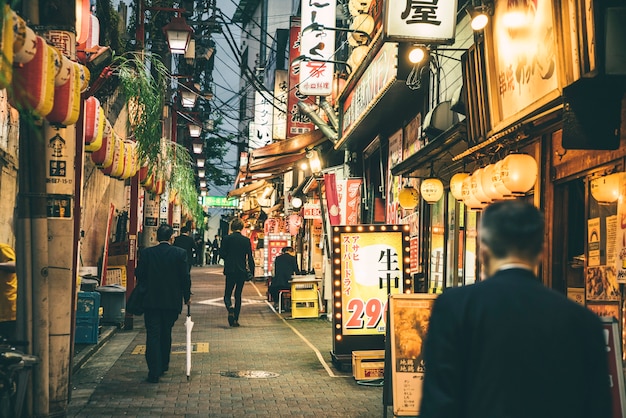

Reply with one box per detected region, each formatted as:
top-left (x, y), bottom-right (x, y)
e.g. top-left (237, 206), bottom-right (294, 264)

top-left (83, 96), bottom-right (141, 182)
top-left (451, 153), bottom-right (538, 210)
top-left (590, 172), bottom-right (622, 204)
top-left (1, 5), bottom-right (90, 123)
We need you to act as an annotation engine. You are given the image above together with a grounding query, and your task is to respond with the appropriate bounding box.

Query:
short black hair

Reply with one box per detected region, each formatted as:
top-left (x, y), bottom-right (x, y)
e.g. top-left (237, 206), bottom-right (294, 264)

top-left (480, 200), bottom-right (544, 259)
top-left (230, 218), bottom-right (244, 231)
top-left (181, 226), bottom-right (190, 234)
top-left (281, 246), bottom-right (294, 254)
top-left (157, 224), bottom-right (174, 242)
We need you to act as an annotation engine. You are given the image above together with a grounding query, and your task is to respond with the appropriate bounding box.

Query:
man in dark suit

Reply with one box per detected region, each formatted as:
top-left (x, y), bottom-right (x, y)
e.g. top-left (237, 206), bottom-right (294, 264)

top-left (173, 225), bottom-right (196, 273)
top-left (269, 246), bottom-right (300, 309)
top-left (419, 200), bottom-right (612, 418)
top-left (220, 218), bottom-right (254, 327)
top-left (136, 224), bottom-right (191, 383)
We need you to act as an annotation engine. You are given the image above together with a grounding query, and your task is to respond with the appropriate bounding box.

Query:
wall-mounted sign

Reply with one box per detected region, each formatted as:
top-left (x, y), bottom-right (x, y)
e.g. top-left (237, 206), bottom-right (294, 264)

top-left (303, 200), bottom-right (322, 220)
top-left (273, 69), bottom-right (288, 140)
top-left (287, 17), bottom-right (315, 138)
top-left (202, 196), bottom-right (240, 208)
top-left (253, 91), bottom-right (273, 148)
top-left (384, 0), bottom-right (457, 44)
top-left (299, 0), bottom-right (336, 96)
top-left (264, 233), bottom-right (291, 277)
top-left (341, 42), bottom-right (398, 137)
top-left (330, 224), bottom-right (412, 367)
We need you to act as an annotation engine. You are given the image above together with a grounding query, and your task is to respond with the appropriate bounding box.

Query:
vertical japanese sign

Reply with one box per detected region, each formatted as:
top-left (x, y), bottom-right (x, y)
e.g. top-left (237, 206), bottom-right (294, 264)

top-left (299, 0), bottom-right (336, 96)
top-left (273, 69), bottom-right (288, 140)
top-left (253, 90), bottom-right (273, 147)
top-left (336, 178), bottom-right (363, 225)
top-left (387, 129), bottom-right (403, 224)
top-left (384, 0), bottom-right (457, 43)
top-left (389, 294), bottom-right (437, 416)
top-left (45, 125), bottom-right (75, 218)
top-left (264, 233), bottom-right (290, 277)
top-left (616, 178), bottom-right (626, 283)
top-left (287, 17), bottom-right (315, 138)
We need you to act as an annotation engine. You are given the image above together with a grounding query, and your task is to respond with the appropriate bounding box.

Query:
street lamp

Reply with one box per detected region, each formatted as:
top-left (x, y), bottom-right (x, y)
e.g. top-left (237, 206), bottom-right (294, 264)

top-left (189, 123), bottom-right (201, 137)
top-left (137, 2), bottom-right (193, 54)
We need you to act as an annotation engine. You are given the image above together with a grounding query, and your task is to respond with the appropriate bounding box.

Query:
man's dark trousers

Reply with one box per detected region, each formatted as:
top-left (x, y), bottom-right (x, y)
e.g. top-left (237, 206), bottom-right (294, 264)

top-left (144, 308), bottom-right (179, 379)
top-left (223, 273), bottom-right (245, 320)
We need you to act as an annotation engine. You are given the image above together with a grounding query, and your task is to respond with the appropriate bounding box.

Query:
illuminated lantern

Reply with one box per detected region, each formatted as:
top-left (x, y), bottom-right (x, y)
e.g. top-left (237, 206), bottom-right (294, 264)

top-left (90, 119), bottom-right (114, 167)
top-left (0, 5), bottom-right (14, 88)
top-left (421, 178), bottom-right (444, 203)
top-left (480, 164), bottom-right (503, 201)
top-left (461, 175), bottom-right (485, 210)
top-left (398, 186), bottom-right (419, 209)
top-left (491, 159), bottom-right (515, 199)
top-left (101, 135), bottom-right (125, 178)
top-left (13, 19), bottom-right (37, 64)
top-left (591, 173), bottom-right (622, 204)
top-left (348, 13), bottom-right (374, 46)
top-left (470, 168), bottom-right (492, 204)
top-left (47, 58), bottom-right (82, 125)
top-left (349, 45), bottom-right (368, 69)
top-left (449, 172), bottom-right (469, 200)
top-left (499, 153), bottom-right (537, 196)
top-left (348, 0), bottom-right (373, 16)
top-left (330, 76), bottom-right (346, 108)
top-left (10, 36), bottom-right (56, 116)
top-left (84, 98), bottom-right (104, 152)
top-left (75, 0), bottom-right (91, 45)
top-left (288, 214), bottom-right (303, 236)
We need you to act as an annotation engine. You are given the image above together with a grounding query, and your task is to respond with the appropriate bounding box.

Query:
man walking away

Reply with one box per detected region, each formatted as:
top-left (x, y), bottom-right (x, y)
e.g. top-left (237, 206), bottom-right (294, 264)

top-left (419, 200), bottom-right (612, 418)
top-left (173, 225), bottom-right (196, 273)
top-left (210, 235), bottom-right (220, 265)
top-left (220, 218), bottom-right (254, 327)
top-left (136, 224), bottom-right (191, 383)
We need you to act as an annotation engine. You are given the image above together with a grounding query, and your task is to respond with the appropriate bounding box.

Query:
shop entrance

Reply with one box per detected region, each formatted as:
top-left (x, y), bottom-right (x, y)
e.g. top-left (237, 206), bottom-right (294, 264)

top-left (551, 179), bottom-right (585, 297)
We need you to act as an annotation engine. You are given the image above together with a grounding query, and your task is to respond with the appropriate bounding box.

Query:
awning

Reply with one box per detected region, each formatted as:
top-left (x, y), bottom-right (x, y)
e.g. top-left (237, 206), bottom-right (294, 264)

top-left (250, 129), bottom-right (326, 160)
top-left (263, 201), bottom-right (284, 215)
top-left (227, 180), bottom-right (267, 198)
top-left (248, 153), bottom-right (305, 173)
top-left (391, 123), bottom-right (467, 179)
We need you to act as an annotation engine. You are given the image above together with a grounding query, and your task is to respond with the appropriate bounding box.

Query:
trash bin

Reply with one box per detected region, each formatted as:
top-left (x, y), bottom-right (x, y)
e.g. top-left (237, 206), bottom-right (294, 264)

top-left (96, 284), bottom-right (126, 327)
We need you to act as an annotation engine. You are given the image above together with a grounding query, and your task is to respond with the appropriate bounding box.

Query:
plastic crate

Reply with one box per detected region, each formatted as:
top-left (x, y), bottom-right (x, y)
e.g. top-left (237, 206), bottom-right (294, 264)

top-left (75, 317), bottom-right (99, 344)
top-left (352, 350), bottom-right (385, 380)
top-left (76, 291), bottom-right (101, 320)
top-left (291, 300), bottom-right (318, 318)
top-left (96, 285), bottom-right (126, 326)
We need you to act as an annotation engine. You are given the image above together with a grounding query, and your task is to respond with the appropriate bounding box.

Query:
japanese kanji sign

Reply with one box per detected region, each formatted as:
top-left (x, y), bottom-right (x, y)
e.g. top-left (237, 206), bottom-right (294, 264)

top-left (385, 0), bottom-right (458, 44)
top-left (299, 0), bottom-right (336, 95)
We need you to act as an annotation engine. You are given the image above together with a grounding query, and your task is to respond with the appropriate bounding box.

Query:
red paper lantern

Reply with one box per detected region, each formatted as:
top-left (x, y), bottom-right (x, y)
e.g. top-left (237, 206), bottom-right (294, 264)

top-left (10, 36), bottom-right (55, 116)
top-left (84, 97), bottom-right (104, 151)
top-left (101, 135), bottom-right (125, 178)
top-left (47, 57), bottom-right (82, 125)
top-left (90, 119), bottom-right (114, 167)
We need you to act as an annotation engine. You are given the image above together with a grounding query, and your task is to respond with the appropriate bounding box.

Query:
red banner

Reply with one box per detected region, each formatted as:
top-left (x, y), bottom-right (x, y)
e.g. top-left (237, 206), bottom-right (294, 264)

top-left (344, 178), bottom-right (362, 225)
top-left (324, 173), bottom-right (341, 226)
top-left (287, 17), bottom-right (315, 138)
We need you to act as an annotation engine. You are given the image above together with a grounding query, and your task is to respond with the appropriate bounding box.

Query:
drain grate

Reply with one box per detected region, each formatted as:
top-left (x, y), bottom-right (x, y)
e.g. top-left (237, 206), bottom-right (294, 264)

top-left (220, 370), bottom-right (280, 378)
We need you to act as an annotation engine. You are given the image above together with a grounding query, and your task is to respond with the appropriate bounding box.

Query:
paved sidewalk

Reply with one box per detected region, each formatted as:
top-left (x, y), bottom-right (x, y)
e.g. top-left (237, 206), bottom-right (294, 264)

top-left (67, 265), bottom-right (387, 417)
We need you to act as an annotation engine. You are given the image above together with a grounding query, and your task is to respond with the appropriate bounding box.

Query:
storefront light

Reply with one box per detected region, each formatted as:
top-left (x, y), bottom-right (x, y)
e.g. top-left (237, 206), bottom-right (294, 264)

top-left (420, 178), bottom-right (444, 203)
top-left (398, 186), bottom-right (419, 209)
top-left (499, 153), bottom-right (537, 196)
top-left (591, 173), bottom-right (622, 204)
top-left (470, 168), bottom-right (492, 204)
top-left (292, 196), bottom-right (303, 208)
top-left (449, 172), bottom-right (469, 201)
top-left (408, 46), bottom-right (428, 64)
top-left (468, 5), bottom-right (490, 31)
top-left (462, 175), bottom-right (486, 211)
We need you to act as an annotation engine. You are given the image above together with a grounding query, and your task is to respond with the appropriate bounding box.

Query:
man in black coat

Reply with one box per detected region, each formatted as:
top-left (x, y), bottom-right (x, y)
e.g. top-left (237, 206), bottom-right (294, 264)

top-left (419, 200), bottom-right (612, 418)
top-left (136, 224), bottom-right (191, 383)
top-left (219, 218), bottom-right (254, 327)
top-left (269, 246), bottom-right (300, 309)
top-left (173, 225), bottom-right (196, 273)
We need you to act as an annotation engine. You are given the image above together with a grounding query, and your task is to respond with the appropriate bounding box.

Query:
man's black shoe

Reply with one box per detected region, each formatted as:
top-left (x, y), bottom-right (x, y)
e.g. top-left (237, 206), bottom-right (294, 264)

top-left (232, 320), bottom-right (240, 327)
top-left (228, 309), bottom-right (235, 326)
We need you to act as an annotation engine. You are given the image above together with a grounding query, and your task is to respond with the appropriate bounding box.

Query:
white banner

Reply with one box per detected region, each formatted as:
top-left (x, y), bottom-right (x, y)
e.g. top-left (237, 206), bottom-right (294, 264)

top-left (385, 0), bottom-right (457, 43)
top-left (299, 0), bottom-right (336, 96)
top-left (254, 91), bottom-right (273, 147)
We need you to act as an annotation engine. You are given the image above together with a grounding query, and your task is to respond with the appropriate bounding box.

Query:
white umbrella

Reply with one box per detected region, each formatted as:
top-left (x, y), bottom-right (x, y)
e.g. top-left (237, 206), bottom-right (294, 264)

top-left (185, 304), bottom-right (194, 380)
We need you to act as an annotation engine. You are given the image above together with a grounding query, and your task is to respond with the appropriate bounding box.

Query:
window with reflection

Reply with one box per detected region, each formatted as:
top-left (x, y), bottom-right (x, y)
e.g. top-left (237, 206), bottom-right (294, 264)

top-left (429, 196), bottom-right (445, 292)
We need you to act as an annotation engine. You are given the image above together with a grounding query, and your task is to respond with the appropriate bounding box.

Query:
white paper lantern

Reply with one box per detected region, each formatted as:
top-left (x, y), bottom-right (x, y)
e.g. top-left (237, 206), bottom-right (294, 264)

top-left (492, 159), bottom-right (515, 199)
top-left (421, 178), bottom-right (444, 203)
top-left (461, 175), bottom-right (486, 210)
top-left (500, 153), bottom-right (538, 195)
top-left (470, 168), bottom-right (492, 204)
top-left (591, 173), bottom-right (622, 204)
top-left (449, 172), bottom-right (469, 201)
top-left (480, 164), bottom-right (504, 201)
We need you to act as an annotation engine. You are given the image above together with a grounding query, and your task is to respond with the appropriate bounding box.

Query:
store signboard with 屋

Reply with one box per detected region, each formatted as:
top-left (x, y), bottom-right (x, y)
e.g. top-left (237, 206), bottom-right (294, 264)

top-left (299, 0), bottom-right (336, 96)
top-left (384, 0), bottom-right (458, 44)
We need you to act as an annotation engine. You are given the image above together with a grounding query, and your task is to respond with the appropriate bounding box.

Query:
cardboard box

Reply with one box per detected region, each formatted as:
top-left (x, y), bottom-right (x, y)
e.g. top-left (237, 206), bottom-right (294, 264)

top-left (352, 350), bottom-right (385, 380)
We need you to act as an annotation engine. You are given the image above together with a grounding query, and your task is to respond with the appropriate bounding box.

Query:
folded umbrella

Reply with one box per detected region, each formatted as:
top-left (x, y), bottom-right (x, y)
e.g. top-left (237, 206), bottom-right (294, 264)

top-left (185, 304), bottom-right (194, 381)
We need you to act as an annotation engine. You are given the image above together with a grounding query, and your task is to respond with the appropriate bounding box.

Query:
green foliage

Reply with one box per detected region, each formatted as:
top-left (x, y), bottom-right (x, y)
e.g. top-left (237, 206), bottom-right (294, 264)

top-left (95, 0), bottom-right (126, 56)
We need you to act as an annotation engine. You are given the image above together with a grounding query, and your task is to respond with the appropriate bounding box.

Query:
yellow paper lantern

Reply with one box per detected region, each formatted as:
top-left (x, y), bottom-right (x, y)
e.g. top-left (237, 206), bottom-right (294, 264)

top-left (491, 159), bottom-right (515, 199)
top-left (398, 186), bottom-right (419, 209)
top-left (470, 168), bottom-right (492, 204)
top-left (420, 178), bottom-right (444, 203)
top-left (591, 173), bottom-right (622, 204)
top-left (461, 175), bottom-right (485, 211)
top-left (450, 172), bottom-right (469, 201)
top-left (499, 153), bottom-right (537, 195)
top-left (480, 164), bottom-right (503, 201)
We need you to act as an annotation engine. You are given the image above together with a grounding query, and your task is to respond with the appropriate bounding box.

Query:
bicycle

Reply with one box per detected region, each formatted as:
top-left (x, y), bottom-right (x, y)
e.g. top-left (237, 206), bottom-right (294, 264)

top-left (0, 337), bottom-right (37, 418)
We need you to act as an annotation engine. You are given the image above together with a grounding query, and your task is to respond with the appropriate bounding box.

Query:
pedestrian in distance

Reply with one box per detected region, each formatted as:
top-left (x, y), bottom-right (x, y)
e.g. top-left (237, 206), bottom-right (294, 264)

top-left (173, 225), bottom-right (197, 274)
top-left (220, 218), bottom-right (254, 327)
top-left (210, 235), bottom-right (220, 265)
top-left (419, 200), bottom-right (612, 418)
top-left (135, 224), bottom-right (191, 383)
top-left (269, 246), bottom-right (300, 310)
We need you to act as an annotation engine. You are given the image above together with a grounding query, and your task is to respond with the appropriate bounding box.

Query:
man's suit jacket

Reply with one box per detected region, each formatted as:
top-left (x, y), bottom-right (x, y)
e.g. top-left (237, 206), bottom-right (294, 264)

top-left (135, 242), bottom-right (191, 313)
top-left (420, 268), bottom-right (612, 418)
top-left (173, 234), bottom-right (196, 268)
top-left (272, 253), bottom-right (300, 287)
top-left (219, 231), bottom-right (254, 278)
